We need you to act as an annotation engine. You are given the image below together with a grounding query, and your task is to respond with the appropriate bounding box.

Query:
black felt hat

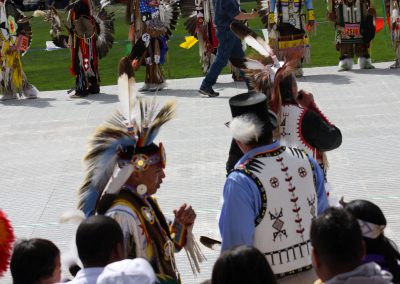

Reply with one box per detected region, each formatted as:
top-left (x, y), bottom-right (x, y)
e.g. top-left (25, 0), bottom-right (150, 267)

top-left (228, 92), bottom-right (276, 131)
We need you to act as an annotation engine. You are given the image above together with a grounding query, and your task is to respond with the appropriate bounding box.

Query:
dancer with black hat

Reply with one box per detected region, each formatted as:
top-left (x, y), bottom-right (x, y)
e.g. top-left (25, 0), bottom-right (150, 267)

top-left (228, 22), bottom-right (342, 202)
top-left (220, 91), bottom-right (328, 283)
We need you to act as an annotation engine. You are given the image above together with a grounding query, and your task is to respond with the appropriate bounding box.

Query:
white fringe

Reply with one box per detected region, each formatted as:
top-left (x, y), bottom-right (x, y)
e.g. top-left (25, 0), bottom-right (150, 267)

top-left (184, 225), bottom-right (206, 275)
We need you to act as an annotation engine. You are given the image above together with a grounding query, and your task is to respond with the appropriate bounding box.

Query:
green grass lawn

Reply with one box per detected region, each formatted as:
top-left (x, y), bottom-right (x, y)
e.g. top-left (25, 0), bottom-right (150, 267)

top-left (22, 2), bottom-right (396, 91)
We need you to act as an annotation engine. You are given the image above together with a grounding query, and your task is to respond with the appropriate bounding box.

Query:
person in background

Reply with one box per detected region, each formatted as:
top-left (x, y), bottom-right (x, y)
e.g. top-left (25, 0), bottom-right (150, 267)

top-left (10, 238), bottom-right (61, 284)
top-left (211, 245), bottom-right (277, 284)
top-left (311, 207), bottom-right (393, 284)
top-left (343, 199), bottom-right (400, 283)
top-left (96, 258), bottom-right (156, 284)
top-left (66, 215), bottom-right (125, 284)
top-left (198, 0), bottom-right (258, 97)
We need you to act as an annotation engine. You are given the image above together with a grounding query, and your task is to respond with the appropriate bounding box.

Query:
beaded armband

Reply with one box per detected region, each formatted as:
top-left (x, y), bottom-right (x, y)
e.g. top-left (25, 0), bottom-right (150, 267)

top-left (170, 222), bottom-right (187, 249)
top-left (308, 9), bottom-right (315, 21)
top-left (268, 12), bottom-right (275, 24)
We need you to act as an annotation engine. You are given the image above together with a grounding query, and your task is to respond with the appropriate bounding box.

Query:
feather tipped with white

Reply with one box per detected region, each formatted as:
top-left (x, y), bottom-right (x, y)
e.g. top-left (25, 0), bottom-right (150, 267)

top-left (244, 36), bottom-right (271, 58)
top-left (102, 163), bottom-right (135, 196)
top-left (118, 57), bottom-right (136, 124)
top-left (229, 114), bottom-right (264, 144)
top-left (33, 10), bottom-right (47, 17)
top-left (244, 58), bottom-right (268, 70)
top-left (392, 8), bottom-right (399, 21)
top-left (59, 210), bottom-right (85, 224)
top-left (100, 0), bottom-right (111, 9)
top-left (230, 21), bottom-right (273, 58)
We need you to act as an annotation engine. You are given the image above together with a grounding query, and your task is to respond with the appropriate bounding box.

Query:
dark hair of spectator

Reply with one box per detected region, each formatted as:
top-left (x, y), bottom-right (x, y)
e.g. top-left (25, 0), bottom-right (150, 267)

top-left (211, 245), bottom-right (277, 284)
top-left (310, 207), bottom-right (364, 269)
top-left (344, 199), bottom-right (400, 282)
top-left (76, 215), bottom-right (123, 267)
top-left (10, 238), bottom-right (60, 284)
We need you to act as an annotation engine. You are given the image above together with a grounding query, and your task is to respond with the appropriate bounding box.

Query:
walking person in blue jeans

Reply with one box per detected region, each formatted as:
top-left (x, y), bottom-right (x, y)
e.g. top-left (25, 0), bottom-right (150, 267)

top-left (199, 0), bottom-right (258, 97)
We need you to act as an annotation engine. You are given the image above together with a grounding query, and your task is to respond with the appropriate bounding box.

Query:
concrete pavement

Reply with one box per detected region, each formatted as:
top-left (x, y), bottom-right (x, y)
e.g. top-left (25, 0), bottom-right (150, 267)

top-left (1, 62), bottom-right (400, 283)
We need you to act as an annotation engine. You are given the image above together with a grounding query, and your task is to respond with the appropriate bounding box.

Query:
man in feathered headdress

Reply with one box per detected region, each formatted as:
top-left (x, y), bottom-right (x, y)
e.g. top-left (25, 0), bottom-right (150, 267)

top-left (77, 58), bottom-right (203, 284)
top-left (125, 0), bottom-right (179, 92)
top-left (327, 0), bottom-right (376, 70)
top-left (220, 91), bottom-right (328, 283)
top-left (67, 0), bottom-right (101, 98)
top-left (266, 0), bottom-right (315, 77)
top-left (228, 22), bottom-right (342, 199)
top-left (0, 0), bottom-right (39, 101)
top-left (33, 1), bottom-right (114, 98)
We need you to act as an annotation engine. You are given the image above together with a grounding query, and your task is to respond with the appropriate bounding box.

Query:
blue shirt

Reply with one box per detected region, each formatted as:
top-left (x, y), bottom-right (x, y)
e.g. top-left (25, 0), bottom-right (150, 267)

top-left (213, 0), bottom-right (241, 29)
top-left (219, 141), bottom-right (328, 252)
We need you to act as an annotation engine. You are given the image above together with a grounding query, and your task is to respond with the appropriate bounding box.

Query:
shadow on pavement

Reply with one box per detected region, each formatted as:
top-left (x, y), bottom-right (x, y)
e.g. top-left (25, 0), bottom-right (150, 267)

top-left (299, 74), bottom-right (352, 84)
top-left (0, 97), bottom-right (56, 108)
top-left (350, 67), bottom-right (400, 75)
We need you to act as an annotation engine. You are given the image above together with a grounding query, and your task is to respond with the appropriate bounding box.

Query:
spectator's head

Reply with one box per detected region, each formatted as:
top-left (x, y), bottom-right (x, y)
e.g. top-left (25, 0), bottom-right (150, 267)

top-left (76, 215), bottom-right (125, 267)
top-left (211, 245), bottom-right (276, 284)
top-left (310, 207), bottom-right (365, 282)
top-left (10, 238), bottom-right (61, 284)
top-left (96, 258), bottom-right (156, 284)
top-left (227, 92), bottom-right (276, 152)
top-left (343, 199), bottom-right (400, 282)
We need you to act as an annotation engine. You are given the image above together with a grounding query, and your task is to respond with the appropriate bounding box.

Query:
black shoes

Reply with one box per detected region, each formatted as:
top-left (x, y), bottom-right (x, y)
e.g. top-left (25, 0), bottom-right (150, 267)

top-left (199, 87), bottom-right (219, 97)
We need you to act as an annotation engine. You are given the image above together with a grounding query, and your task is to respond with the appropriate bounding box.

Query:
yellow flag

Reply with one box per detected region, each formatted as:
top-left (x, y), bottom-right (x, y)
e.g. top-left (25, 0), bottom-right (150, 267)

top-left (179, 36), bottom-right (198, 49)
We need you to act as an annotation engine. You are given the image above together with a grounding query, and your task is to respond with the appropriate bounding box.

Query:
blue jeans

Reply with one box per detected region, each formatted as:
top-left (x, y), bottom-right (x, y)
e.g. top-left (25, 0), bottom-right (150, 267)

top-left (201, 27), bottom-right (248, 90)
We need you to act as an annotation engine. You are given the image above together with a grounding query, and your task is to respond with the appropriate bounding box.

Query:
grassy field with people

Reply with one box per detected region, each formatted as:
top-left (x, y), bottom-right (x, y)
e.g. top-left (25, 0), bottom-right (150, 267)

top-left (22, 1), bottom-right (395, 91)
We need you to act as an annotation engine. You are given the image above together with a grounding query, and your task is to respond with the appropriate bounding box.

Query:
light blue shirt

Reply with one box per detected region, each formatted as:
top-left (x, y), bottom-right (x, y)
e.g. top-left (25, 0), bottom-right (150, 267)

top-left (219, 141), bottom-right (328, 252)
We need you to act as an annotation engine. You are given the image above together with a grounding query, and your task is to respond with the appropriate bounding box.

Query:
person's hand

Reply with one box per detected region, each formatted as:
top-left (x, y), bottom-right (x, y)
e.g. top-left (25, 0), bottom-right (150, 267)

top-left (131, 59), bottom-right (140, 70)
top-left (296, 89), bottom-right (314, 108)
top-left (173, 204), bottom-right (196, 226)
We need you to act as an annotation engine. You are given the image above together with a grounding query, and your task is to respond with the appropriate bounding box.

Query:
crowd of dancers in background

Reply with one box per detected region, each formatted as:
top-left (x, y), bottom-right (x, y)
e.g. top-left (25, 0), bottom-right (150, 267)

top-left (0, 0), bottom-right (399, 100)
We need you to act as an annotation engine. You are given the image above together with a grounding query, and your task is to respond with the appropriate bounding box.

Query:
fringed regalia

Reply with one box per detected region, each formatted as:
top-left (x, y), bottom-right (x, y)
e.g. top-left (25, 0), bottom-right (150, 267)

top-left (264, 0), bottom-right (315, 76)
top-left (125, 0), bottom-right (179, 91)
top-left (35, 0), bottom-right (114, 97)
top-left (180, 0), bottom-right (218, 74)
top-left (68, 0), bottom-right (114, 97)
top-left (77, 58), bottom-right (205, 283)
top-left (328, 0), bottom-right (376, 70)
top-left (0, 0), bottom-right (38, 100)
top-left (385, 0), bottom-right (400, 68)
